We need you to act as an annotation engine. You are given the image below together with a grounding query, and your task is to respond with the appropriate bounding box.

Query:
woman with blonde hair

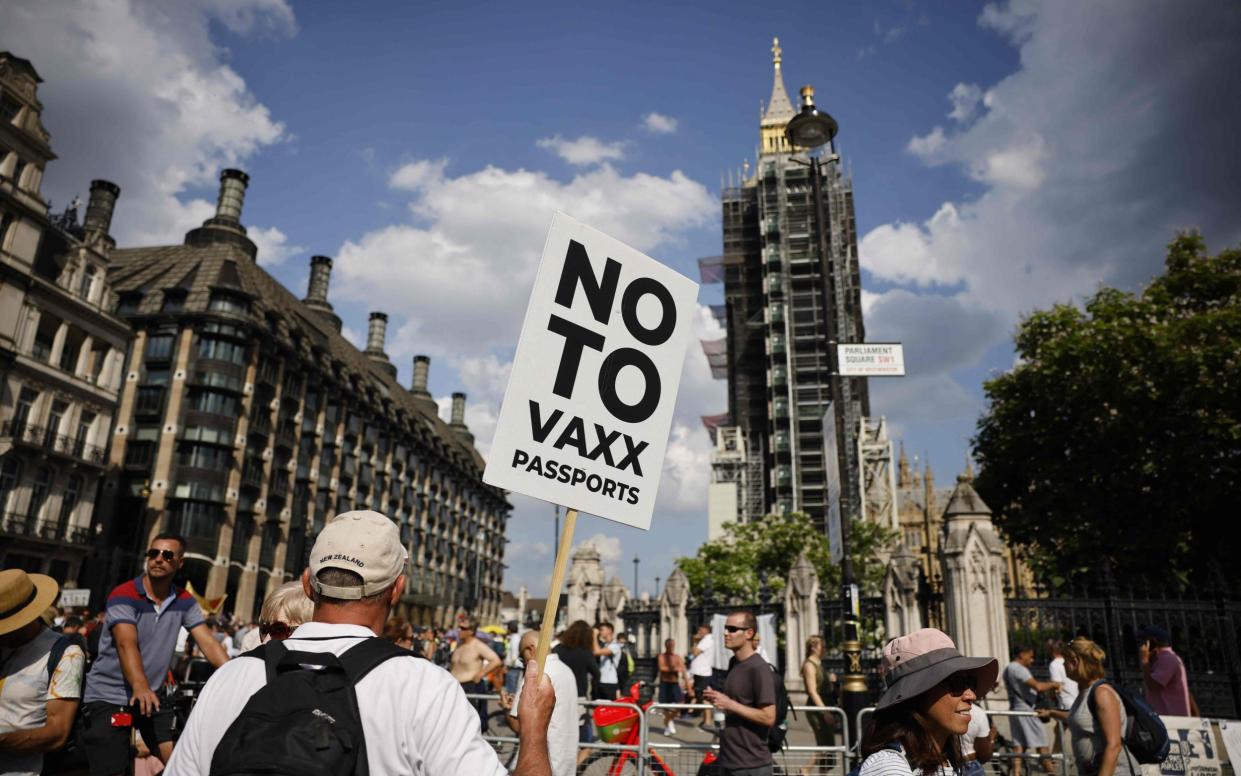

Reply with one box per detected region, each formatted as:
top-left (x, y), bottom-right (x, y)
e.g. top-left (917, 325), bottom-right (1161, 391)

top-left (238, 581), bottom-right (315, 651)
top-left (1038, 638), bottom-right (1133, 776)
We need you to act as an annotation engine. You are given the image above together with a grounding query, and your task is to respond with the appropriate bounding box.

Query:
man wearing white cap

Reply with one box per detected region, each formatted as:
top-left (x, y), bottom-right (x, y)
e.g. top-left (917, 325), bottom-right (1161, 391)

top-left (166, 510), bottom-right (556, 775)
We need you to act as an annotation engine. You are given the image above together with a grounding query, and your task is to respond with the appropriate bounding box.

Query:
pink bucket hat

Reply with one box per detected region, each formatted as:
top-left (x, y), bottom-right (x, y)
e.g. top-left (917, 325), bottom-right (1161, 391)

top-left (876, 628), bottom-right (998, 710)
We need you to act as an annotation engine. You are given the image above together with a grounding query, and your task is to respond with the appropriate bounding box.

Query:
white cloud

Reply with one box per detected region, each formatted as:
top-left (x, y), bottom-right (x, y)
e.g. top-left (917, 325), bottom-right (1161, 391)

top-left (334, 162), bottom-right (715, 356)
top-left (0, 1), bottom-right (293, 247)
top-left (536, 135), bottom-right (626, 166)
top-left (249, 225), bottom-right (304, 267)
top-left (388, 158), bottom-right (448, 191)
top-left (862, 0), bottom-right (1241, 471)
top-left (574, 533), bottom-right (624, 569)
top-left (642, 113), bottom-right (679, 134)
top-left (868, 0), bottom-right (1241, 324)
top-left (947, 83), bottom-right (984, 124)
top-left (907, 126), bottom-right (946, 158)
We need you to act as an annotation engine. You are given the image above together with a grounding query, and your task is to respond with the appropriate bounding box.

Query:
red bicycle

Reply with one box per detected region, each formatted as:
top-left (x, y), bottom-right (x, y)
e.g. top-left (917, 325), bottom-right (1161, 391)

top-left (581, 682), bottom-right (718, 776)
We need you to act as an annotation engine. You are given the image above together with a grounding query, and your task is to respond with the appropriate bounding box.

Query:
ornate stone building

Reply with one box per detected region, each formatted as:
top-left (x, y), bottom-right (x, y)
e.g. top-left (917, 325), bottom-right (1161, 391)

top-left (893, 447), bottom-right (1033, 595)
top-left (97, 167), bottom-right (509, 624)
top-left (0, 52), bottom-right (132, 583)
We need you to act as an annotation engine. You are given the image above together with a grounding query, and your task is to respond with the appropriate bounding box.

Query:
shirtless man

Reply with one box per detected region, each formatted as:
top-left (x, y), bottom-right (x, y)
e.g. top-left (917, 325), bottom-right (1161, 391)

top-left (451, 618), bottom-right (502, 731)
top-left (657, 639), bottom-right (690, 736)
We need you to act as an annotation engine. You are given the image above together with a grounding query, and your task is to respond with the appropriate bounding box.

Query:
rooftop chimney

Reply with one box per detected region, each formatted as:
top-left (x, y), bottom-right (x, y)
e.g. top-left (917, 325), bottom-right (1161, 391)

top-left (411, 355), bottom-right (431, 396)
top-left (366, 312), bottom-right (389, 358)
top-left (302, 255), bottom-right (342, 331)
top-left (410, 355), bottom-right (438, 414)
top-left (184, 168), bottom-right (257, 259)
top-left (364, 312), bottom-right (396, 378)
top-left (214, 168), bottom-right (249, 224)
top-left (450, 392), bottom-right (473, 444)
top-left (82, 179), bottom-right (120, 249)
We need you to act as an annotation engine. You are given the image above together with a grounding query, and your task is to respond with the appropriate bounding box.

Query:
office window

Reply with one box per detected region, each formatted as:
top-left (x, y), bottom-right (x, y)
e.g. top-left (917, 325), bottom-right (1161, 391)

top-left (146, 334), bottom-right (175, 361)
top-left (78, 264), bottom-right (97, 300)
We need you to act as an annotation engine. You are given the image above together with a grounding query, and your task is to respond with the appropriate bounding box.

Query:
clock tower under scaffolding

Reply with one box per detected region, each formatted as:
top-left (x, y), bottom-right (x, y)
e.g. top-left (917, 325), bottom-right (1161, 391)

top-left (702, 39), bottom-right (871, 537)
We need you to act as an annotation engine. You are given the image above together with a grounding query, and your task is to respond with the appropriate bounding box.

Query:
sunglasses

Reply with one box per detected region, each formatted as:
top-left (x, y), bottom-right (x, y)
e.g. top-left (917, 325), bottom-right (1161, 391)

top-left (723, 625), bottom-right (752, 634)
top-left (145, 549), bottom-right (177, 562)
top-left (942, 672), bottom-right (976, 696)
top-left (259, 621), bottom-right (294, 640)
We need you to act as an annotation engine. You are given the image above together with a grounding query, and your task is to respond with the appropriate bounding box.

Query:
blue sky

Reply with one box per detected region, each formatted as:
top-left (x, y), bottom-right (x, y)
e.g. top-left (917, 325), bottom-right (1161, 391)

top-left (6, 0), bottom-right (1239, 598)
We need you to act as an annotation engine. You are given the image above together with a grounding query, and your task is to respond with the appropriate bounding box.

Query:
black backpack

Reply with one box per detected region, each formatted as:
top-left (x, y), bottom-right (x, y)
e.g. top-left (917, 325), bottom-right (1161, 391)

top-left (1087, 678), bottom-right (1171, 764)
top-left (209, 637), bottom-right (408, 776)
top-left (766, 662), bottom-right (796, 753)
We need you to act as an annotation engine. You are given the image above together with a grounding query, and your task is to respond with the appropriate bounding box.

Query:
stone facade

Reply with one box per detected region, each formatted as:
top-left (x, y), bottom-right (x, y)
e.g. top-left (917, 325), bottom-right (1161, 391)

top-left (92, 167), bottom-right (509, 625)
top-left (0, 53), bottom-right (132, 584)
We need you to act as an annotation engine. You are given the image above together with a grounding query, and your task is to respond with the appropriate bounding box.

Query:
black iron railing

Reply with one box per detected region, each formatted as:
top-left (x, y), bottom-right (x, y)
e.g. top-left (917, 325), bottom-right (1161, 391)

top-left (1005, 566), bottom-right (1241, 718)
top-left (1, 421), bottom-right (106, 466)
top-left (0, 511), bottom-right (92, 545)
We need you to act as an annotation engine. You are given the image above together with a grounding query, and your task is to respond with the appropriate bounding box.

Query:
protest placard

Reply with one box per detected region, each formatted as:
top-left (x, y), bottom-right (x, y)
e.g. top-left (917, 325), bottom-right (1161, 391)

top-left (484, 212), bottom-right (699, 664)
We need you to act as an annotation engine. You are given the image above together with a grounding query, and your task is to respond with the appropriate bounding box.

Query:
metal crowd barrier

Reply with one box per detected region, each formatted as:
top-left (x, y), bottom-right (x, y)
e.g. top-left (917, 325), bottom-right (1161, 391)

top-left (468, 692), bottom-right (862, 776)
top-left (983, 709), bottom-right (1070, 776)
top-left (467, 693), bottom-right (647, 775)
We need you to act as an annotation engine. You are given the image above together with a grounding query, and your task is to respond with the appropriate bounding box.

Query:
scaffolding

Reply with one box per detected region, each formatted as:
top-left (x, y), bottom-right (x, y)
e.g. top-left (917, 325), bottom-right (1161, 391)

top-left (858, 416), bottom-right (899, 533)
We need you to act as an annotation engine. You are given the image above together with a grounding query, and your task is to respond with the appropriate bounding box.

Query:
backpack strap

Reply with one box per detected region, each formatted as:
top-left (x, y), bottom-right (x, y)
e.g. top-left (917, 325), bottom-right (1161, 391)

top-left (46, 634), bottom-right (73, 686)
top-left (337, 637), bottom-right (410, 685)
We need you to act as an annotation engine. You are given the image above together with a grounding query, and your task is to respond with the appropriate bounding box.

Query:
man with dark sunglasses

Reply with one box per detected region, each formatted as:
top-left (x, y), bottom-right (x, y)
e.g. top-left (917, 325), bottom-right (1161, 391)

top-left (79, 534), bottom-right (228, 776)
top-left (703, 610), bottom-right (776, 776)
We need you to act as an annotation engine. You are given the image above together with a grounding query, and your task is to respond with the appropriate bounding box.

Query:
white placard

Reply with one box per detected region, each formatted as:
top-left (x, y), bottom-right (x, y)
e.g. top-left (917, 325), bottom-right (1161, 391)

top-left (484, 212), bottom-right (699, 530)
top-left (837, 343), bottom-right (905, 376)
top-left (1159, 717), bottom-right (1222, 776)
top-left (59, 588), bottom-right (91, 608)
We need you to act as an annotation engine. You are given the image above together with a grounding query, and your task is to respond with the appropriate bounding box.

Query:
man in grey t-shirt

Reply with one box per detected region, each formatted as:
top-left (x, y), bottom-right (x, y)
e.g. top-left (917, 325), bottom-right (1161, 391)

top-left (704, 610), bottom-right (776, 776)
top-left (1003, 645), bottom-right (1061, 776)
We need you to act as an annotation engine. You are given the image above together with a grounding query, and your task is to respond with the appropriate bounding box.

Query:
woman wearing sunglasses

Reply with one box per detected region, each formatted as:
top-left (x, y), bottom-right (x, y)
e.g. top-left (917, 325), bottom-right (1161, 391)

top-left (860, 628), bottom-right (999, 776)
top-left (1036, 638), bottom-right (1133, 776)
top-left (238, 581), bottom-right (314, 651)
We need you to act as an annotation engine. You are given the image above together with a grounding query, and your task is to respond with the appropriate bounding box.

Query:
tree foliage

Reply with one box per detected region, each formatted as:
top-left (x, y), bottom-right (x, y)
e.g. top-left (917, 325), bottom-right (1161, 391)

top-left (972, 234), bottom-right (1241, 589)
top-left (675, 512), bottom-right (896, 600)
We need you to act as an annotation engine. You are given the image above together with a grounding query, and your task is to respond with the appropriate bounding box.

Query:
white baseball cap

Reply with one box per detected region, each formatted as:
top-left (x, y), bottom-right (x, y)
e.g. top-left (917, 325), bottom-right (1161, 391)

top-left (308, 510), bottom-right (407, 599)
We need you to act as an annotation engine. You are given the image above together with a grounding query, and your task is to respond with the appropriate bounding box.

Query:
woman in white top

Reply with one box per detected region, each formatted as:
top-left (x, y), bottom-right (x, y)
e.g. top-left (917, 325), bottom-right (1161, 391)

top-left (1037, 638), bottom-right (1133, 776)
top-left (858, 628), bottom-right (999, 776)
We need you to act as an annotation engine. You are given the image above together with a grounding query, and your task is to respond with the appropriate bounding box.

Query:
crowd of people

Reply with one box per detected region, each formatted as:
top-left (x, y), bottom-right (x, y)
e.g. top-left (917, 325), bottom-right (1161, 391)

top-left (0, 508), bottom-right (1201, 776)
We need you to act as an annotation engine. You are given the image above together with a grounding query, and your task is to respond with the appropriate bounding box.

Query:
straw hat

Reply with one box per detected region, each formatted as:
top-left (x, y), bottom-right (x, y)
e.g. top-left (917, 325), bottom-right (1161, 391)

top-left (0, 569), bottom-right (60, 636)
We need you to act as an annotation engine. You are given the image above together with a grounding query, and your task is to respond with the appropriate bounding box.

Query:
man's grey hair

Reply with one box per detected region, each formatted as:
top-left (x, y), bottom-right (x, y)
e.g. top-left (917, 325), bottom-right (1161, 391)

top-left (315, 567), bottom-right (390, 605)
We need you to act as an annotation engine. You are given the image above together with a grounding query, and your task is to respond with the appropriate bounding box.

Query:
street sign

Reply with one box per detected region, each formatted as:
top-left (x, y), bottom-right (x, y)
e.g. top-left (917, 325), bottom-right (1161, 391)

top-left (59, 588), bottom-right (90, 608)
top-left (484, 211), bottom-right (699, 530)
top-left (837, 343), bottom-right (905, 376)
top-left (823, 406), bottom-right (843, 564)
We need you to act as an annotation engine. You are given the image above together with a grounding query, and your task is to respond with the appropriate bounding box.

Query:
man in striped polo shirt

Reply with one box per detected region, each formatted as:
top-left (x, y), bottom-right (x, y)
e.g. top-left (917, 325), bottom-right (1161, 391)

top-left (79, 533), bottom-right (229, 776)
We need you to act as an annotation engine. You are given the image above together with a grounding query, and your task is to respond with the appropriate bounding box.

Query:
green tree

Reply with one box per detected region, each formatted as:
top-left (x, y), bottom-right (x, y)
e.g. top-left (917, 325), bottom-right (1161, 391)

top-left (675, 512), bottom-right (896, 600)
top-left (972, 234), bottom-right (1241, 589)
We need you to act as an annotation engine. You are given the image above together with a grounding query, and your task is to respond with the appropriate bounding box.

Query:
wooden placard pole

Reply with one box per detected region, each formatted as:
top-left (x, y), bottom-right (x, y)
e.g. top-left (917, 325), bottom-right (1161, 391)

top-left (534, 507), bottom-right (578, 671)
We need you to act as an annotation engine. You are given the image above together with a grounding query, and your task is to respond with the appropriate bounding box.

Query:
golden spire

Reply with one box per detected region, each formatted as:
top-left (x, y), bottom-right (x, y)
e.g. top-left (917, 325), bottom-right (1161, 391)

top-left (760, 36), bottom-right (796, 155)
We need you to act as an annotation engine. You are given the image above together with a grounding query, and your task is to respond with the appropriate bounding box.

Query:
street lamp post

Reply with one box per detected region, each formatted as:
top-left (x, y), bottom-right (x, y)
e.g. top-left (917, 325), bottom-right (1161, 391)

top-left (785, 84), bottom-right (868, 752)
top-left (633, 554), bottom-right (640, 600)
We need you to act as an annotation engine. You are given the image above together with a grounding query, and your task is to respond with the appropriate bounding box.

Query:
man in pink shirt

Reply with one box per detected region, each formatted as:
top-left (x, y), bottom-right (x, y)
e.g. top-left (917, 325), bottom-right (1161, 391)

top-left (1138, 625), bottom-right (1198, 716)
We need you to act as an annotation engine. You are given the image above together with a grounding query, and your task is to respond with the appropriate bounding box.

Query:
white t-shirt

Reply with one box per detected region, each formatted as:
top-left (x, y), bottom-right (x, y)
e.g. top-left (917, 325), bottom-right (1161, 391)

top-left (164, 622), bottom-right (507, 776)
top-left (0, 628), bottom-right (86, 776)
top-left (597, 641), bottom-right (621, 684)
top-left (960, 703), bottom-right (991, 757)
top-left (1048, 657), bottom-right (1079, 709)
top-left (505, 634), bottom-right (521, 668)
top-left (690, 633), bottom-right (714, 677)
top-left (859, 746), bottom-right (954, 776)
top-left (510, 654), bottom-right (579, 776)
